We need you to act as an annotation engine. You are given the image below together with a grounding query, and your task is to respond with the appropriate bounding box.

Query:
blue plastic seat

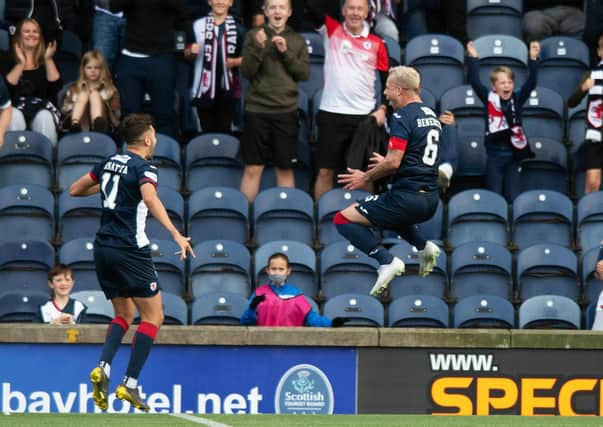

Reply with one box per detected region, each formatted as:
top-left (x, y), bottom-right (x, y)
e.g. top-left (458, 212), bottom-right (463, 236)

top-left (517, 243), bottom-right (579, 301)
top-left (158, 292), bottom-right (188, 325)
top-left (387, 295), bottom-right (449, 328)
top-left (254, 240), bottom-right (318, 298)
top-left (0, 184), bottom-right (55, 243)
top-left (323, 293), bottom-right (384, 327)
top-left (0, 131), bottom-right (53, 188)
top-left (298, 63), bottom-right (324, 101)
top-left (0, 241), bottom-right (55, 296)
top-left (581, 246), bottom-right (603, 305)
top-left (320, 241), bottom-right (379, 299)
top-left (383, 35), bottom-right (401, 66)
top-left (405, 34), bottom-right (465, 100)
top-left (511, 190), bottom-right (573, 250)
top-left (188, 187), bottom-right (250, 245)
top-left (149, 240), bottom-right (186, 296)
top-left (58, 238), bottom-right (100, 292)
top-left (300, 31), bottom-right (324, 64)
top-left (466, 0), bottom-right (522, 40)
top-left (387, 241), bottom-right (447, 299)
top-left (0, 291), bottom-right (48, 322)
top-left (316, 188), bottom-right (370, 246)
top-left (57, 192), bottom-right (101, 244)
top-left (453, 295), bottom-right (515, 328)
top-left (519, 295), bottom-right (580, 329)
top-left (153, 133), bottom-right (182, 191)
top-left (191, 291), bottom-right (248, 325)
top-left (521, 87), bottom-right (565, 141)
top-left (189, 240), bottom-right (251, 298)
top-left (520, 138), bottom-right (568, 194)
top-left (56, 132), bottom-right (116, 191)
top-left (447, 189), bottom-right (509, 248)
top-left (450, 242), bottom-right (513, 300)
top-left (253, 187), bottom-right (315, 246)
top-left (72, 290), bottom-right (114, 324)
top-left (145, 186), bottom-right (184, 241)
top-left (472, 35), bottom-right (528, 87)
top-left (185, 133), bottom-right (242, 192)
top-left (538, 36), bottom-right (590, 101)
top-left (577, 192), bottom-right (603, 252)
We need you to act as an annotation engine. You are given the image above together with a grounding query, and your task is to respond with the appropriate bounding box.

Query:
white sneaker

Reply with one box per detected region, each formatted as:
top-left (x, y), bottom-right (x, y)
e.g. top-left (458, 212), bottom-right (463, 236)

top-left (419, 241), bottom-right (441, 277)
top-left (370, 257), bottom-right (405, 297)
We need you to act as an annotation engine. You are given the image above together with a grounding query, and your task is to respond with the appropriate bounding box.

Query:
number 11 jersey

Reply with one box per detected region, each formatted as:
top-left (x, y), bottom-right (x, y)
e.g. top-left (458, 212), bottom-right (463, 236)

top-left (89, 151), bottom-right (159, 248)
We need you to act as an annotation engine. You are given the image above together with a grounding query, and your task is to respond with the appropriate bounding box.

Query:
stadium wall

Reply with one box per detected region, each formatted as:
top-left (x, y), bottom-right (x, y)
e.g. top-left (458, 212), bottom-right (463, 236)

top-left (1, 325), bottom-right (603, 415)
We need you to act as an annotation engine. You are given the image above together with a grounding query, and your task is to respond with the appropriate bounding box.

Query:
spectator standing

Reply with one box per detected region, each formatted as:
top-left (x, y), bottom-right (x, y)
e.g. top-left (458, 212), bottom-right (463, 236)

top-left (91, 0), bottom-right (126, 74)
top-left (523, 0), bottom-right (585, 42)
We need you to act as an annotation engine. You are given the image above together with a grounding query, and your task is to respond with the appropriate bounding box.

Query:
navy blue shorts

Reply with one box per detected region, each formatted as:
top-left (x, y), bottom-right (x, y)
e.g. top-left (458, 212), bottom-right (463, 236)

top-left (94, 243), bottom-right (161, 300)
top-left (355, 189), bottom-right (439, 233)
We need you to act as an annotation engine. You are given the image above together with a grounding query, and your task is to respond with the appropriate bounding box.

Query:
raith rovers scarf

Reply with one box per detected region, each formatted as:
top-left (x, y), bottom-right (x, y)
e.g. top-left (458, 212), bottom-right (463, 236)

top-left (585, 63), bottom-right (603, 143)
top-left (488, 91), bottom-right (533, 159)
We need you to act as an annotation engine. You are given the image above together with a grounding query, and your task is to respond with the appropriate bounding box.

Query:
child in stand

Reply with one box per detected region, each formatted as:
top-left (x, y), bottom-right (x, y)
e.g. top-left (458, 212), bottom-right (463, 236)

top-left (240, 252), bottom-right (347, 327)
top-left (61, 50), bottom-right (121, 135)
top-left (39, 264), bottom-right (87, 325)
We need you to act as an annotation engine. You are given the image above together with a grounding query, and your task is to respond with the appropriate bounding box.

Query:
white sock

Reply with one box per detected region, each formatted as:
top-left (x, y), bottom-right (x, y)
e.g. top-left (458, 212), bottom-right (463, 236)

top-left (99, 361), bottom-right (110, 378)
top-left (124, 376), bottom-right (138, 388)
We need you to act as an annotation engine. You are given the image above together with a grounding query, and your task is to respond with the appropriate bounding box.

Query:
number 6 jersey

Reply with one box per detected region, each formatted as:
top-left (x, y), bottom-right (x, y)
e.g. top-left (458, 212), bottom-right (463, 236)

top-left (89, 152), bottom-right (159, 248)
top-left (387, 102), bottom-right (441, 192)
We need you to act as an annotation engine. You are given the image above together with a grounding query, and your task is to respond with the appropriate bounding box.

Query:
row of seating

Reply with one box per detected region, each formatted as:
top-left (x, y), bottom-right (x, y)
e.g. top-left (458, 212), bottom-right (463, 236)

top-left (0, 288), bottom-right (594, 330)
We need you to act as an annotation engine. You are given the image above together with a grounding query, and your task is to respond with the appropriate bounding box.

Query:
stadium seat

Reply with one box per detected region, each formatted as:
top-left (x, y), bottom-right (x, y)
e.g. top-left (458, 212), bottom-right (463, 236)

top-left (55, 30), bottom-right (82, 83)
top-left (538, 36), bottom-right (590, 101)
top-left (298, 63), bottom-right (324, 102)
top-left (511, 190), bottom-right (573, 250)
top-left (185, 133), bottom-right (243, 192)
top-left (149, 240), bottom-right (186, 296)
top-left (405, 34), bottom-right (465, 100)
top-left (453, 295), bottom-right (515, 328)
top-left (0, 240), bottom-right (55, 296)
top-left (258, 141), bottom-right (313, 194)
top-left (581, 246), bottom-right (603, 305)
top-left (585, 301), bottom-right (597, 330)
top-left (253, 187), bottom-right (315, 246)
top-left (0, 131), bottom-right (53, 188)
top-left (0, 291), bottom-right (47, 322)
top-left (516, 244), bottom-right (579, 301)
top-left (187, 187), bottom-right (250, 245)
top-left (300, 31), bottom-right (325, 64)
top-left (387, 295), bottom-right (449, 328)
top-left (57, 192), bottom-right (101, 244)
top-left (521, 87), bottom-right (565, 141)
top-left (387, 241), bottom-right (447, 299)
top-left (466, 0), bottom-right (522, 39)
top-left (420, 87), bottom-right (437, 111)
top-left (145, 186), bottom-right (184, 241)
top-left (567, 98), bottom-right (587, 198)
top-left (447, 189), bottom-right (509, 248)
top-left (189, 240), bottom-right (251, 298)
top-left (323, 293), bottom-right (384, 327)
top-left (254, 241), bottom-right (318, 298)
top-left (472, 35), bottom-right (528, 87)
top-left (519, 295), bottom-right (580, 329)
top-left (158, 292), bottom-right (188, 325)
top-left (383, 35), bottom-right (401, 66)
top-left (316, 188), bottom-right (370, 246)
top-left (58, 238), bottom-right (100, 292)
top-left (320, 241), bottom-right (379, 299)
top-left (191, 291), bottom-right (248, 325)
top-left (56, 132), bottom-right (116, 191)
top-left (520, 138), bottom-right (569, 194)
top-left (382, 199), bottom-right (444, 247)
top-left (577, 192), bottom-right (603, 252)
top-left (72, 290), bottom-right (114, 324)
top-left (152, 133), bottom-right (182, 191)
top-left (450, 242), bottom-right (513, 300)
top-left (0, 184), bottom-right (55, 243)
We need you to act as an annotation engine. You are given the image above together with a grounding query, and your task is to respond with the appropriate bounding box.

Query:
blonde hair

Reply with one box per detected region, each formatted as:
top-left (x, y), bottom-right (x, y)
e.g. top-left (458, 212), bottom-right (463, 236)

top-left (388, 66), bottom-right (421, 94)
top-left (264, 0), bottom-right (291, 8)
top-left (489, 66), bottom-right (514, 85)
top-left (12, 18), bottom-right (45, 68)
top-left (74, 50), bottom-right (116, 94)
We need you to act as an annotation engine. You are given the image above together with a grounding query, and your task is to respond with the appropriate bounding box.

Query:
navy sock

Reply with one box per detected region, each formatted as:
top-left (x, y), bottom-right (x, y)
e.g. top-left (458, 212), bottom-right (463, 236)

top-left (99, 316), bottom-right (129, 366)
top-left (125, 322), bottom-right (158, 381)
top-left (335, 214), bottom-right (393, 265)
top-left (599, 245), bottom-right (603, 263)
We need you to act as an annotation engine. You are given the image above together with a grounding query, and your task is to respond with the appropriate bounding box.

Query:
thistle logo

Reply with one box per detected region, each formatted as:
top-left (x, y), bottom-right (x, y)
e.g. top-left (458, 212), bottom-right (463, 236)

top-left (274, 364), bottom-right (334, 414)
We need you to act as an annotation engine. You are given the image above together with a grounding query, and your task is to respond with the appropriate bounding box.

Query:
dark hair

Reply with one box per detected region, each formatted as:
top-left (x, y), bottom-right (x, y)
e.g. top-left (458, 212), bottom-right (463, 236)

top-left (121, 113), bottom-right (154, 146)
top-left (268, 252), bottom-right (290, 267)
top-left (48, 264), bottom-right (73, 298)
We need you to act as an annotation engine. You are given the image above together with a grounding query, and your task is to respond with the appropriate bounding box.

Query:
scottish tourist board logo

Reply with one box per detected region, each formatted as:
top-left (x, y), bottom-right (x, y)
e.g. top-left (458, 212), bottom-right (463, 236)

top-left (274, 364), bottom-right (334, 414)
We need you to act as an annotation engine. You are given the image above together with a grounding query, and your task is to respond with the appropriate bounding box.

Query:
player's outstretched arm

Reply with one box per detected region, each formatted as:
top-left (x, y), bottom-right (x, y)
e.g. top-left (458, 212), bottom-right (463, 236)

top-left (140, 183), bottom-right (195, 260)
top-left (69, 173), bottom-right (100, 197)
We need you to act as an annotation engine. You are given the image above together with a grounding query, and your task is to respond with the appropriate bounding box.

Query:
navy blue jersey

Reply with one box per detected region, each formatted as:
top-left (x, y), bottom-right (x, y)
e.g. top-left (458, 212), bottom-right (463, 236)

top-left (90, 151), bottom-right (158, 248)
top-left (388, 102), bottom-right (441, 192)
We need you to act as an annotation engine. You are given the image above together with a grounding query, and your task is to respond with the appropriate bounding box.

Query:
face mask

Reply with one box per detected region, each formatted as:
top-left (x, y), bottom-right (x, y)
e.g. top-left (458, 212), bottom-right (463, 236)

top-left (268, 274), bottom-right (287, 285)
